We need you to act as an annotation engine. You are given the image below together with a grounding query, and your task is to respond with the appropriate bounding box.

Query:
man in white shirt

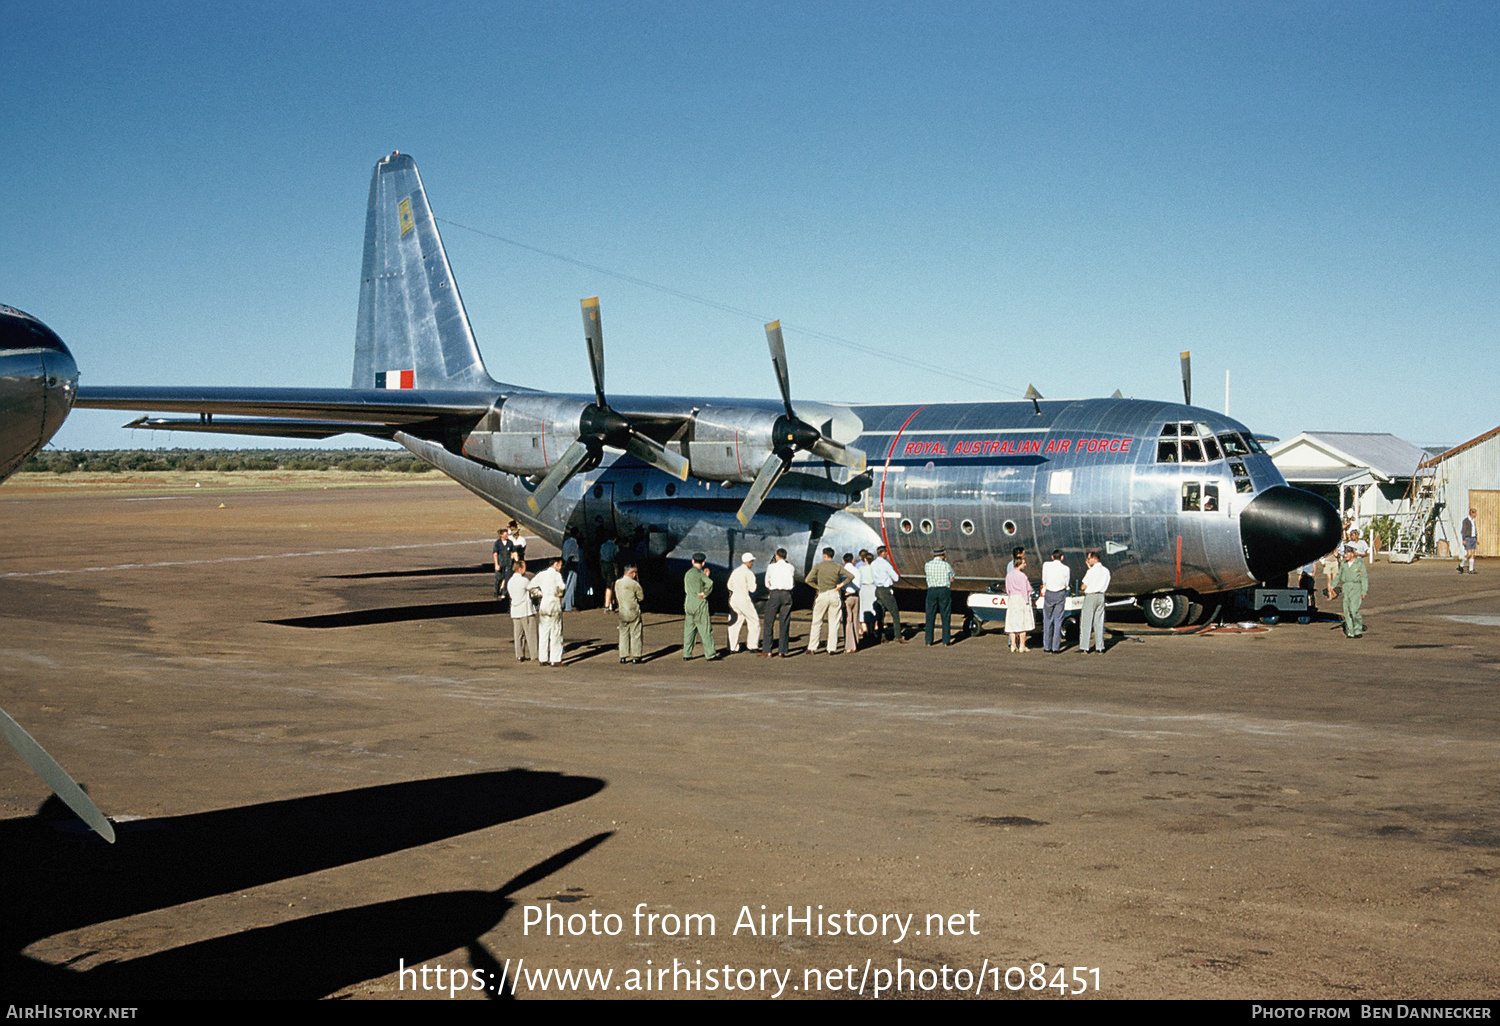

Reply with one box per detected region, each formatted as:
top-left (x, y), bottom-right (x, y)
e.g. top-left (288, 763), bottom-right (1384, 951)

top-left (530, 556), bottom-right (568, 666)
top-left (506, 556), bottom-right (538, 662)
top-left (1079, 551), bottom-right (1111, 654)
top-left (1040, 549), bottom-right (1071, 653)
top-left (761, 548), bottom-right (796, 657)
top-left (727, 553), bottom-right (760, 653)
top-left (871, 546), bottom-right (904, 643)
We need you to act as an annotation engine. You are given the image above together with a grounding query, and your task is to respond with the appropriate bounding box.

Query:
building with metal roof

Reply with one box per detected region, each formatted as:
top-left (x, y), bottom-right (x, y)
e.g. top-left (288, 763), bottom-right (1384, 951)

top-left (1268, 431), bottom-right (1429, 528)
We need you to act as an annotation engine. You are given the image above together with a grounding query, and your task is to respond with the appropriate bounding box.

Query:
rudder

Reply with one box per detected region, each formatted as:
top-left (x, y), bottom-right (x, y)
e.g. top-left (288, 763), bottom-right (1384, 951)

top-left (352, 152), bottom-right (498, 391)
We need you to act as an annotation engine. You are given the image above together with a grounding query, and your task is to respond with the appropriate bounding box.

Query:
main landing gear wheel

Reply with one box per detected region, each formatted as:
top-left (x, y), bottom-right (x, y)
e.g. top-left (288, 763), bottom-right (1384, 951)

top-left (1142, 593), bottom-right (1191, 629)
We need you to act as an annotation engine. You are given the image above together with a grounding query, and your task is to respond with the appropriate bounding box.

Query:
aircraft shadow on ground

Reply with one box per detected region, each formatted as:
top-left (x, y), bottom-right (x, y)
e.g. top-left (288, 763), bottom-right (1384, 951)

top-left (323, 564), bottom-right (493, 580)
top-left (3, 770), bottom-right (608, 999)
top-left (264, 600), bottom-right (502, 628)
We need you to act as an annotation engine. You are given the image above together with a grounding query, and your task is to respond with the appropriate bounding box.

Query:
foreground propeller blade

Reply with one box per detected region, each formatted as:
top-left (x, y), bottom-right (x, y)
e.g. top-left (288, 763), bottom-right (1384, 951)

top-left (809, 435), bottom-right (866, 472)
top-left (736, 452), bottom-right (790, 527)
top-left (581, 297), bottom-right (607, 408)
top-left (527, 439), bottom-right (593, 515)
top-left (1180, 350), bottom-right (1192, 406)
top-left (1, 707), bottom-right (115, 843)
top-left (765, 321), bottom-right (793, 418)
top-left (625, 432), bottom-right (689, 480)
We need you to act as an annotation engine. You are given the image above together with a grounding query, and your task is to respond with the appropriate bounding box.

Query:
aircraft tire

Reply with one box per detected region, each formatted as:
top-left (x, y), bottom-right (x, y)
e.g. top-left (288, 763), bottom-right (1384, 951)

top-left (1142, 593), bottom-right (1191, 629)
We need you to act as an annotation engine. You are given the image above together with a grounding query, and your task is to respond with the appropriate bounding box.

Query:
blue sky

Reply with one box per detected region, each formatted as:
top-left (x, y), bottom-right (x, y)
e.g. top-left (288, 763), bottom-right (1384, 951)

top-left (7, 1), bottom-right (1497, 450)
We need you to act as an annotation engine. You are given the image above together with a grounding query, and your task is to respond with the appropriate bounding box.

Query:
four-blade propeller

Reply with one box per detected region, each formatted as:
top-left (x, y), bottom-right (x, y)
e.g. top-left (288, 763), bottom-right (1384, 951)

top-left (736, 321), bottom-right (866, 527)
top-left (526, 298), bottom-right (690, 514)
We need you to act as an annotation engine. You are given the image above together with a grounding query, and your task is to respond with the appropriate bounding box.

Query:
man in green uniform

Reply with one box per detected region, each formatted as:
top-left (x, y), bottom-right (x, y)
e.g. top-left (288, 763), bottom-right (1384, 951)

top-left (1334, 547), bottom-right (1368, 638)
top-left (616, 564), bottom-right (645, 663)
top-left (683, 552), bottom-right (719, 660)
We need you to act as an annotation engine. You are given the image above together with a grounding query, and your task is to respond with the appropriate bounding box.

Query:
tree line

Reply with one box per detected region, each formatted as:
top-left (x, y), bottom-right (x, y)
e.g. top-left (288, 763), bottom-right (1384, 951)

top-left (21, 449), bottom-right (437, 474)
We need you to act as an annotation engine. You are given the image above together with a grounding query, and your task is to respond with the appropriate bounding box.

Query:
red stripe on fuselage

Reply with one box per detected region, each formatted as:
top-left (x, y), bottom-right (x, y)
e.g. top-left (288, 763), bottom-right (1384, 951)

top-left (878, 405), bottom-right (928, 575)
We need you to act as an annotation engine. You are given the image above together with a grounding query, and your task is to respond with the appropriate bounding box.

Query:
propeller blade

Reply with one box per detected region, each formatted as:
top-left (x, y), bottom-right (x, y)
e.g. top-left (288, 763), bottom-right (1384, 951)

top-left (1, 707), bottom-right (115, 843)
top-left (624, 432), bottom-right (689, 480)
top-left (809, 435), bottom-right (867, 473)
top-left (736, 451), bottom-right (789, 527)
top-left (1180, 350), bottom-right (1192, 406)
top-left (765, 321), bottom-right (793, 419)
top-left (581, 297), bottom-right (607, 408)
top-left (526, 439), bottom-right (592, 514)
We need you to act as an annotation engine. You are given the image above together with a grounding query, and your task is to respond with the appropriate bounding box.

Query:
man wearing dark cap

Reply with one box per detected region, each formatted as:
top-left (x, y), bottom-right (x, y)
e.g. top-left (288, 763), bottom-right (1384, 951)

top-left (924, 547), bottom-right (957, 646)
top-left (683, 552), bottom-right (719, 660)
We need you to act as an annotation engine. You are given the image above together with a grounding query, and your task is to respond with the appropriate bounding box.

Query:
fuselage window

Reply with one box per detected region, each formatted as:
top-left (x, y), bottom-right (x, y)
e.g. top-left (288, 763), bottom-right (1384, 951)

top-left (1182, 481), bottom-right (1202, 511)
top-left (1003, 520), bottom-right (1018, 536)
top-left (1157, 439), bottom-right (1179, 463)
top-left (632, 482), bottom-right (644, 496)
top-left (920, 518), bottom-right (934, 534)
top-left (1202, 436), bottom-right (1223, 461)
top-left (1230, 460), bottom-right (1248, 478)
top-left (1236, 478), bottom-right (1254, 494)
top-left (1203, 483), bottom-right (1220, 512)
top-left (1181, 438), bottom-right (1205, 462)
top-left (900, 518), bottom-right (914, 534)
top-left (960, 519), bottom-right (976, 535)
top-left (665, 483), bottom-right (677, 497)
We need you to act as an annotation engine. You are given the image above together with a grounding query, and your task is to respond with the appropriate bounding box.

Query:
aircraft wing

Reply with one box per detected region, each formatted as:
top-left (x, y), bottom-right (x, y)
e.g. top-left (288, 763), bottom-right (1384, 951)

top-left (76, 386), bottom-right (497, 440)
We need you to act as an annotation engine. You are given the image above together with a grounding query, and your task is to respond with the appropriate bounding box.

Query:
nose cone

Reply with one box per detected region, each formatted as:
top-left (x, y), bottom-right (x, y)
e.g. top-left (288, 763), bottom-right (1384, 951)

top-left (1240, 485), bottom-right (1343, 582)
top-left (0, 307), bottom-right (79, 482)
top-left (41, 345), bottom-right (79, 442)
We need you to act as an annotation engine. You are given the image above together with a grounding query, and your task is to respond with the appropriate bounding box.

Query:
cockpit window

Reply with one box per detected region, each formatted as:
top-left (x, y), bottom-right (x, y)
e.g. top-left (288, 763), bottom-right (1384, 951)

top-left (1180, 438), bottom-right (1205, 463)
top-left (1245, 434), bottom-right (1266, 454)
top-left (1157, 439), bottom-right (1179, 463)
top-left (1160, 422), bottom-right (1179, 437)
top-left (1203, 436), bottom-right (1222, 461)
top-left (1217, 432), bottom-right (1250, 458)
top-left (1182, 480), bottom-right (1224, 511)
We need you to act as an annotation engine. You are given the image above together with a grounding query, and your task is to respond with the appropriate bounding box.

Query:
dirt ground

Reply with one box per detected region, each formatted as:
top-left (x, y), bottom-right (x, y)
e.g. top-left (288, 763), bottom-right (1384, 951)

top-left (2, 478), bottom-right (1497, 1000)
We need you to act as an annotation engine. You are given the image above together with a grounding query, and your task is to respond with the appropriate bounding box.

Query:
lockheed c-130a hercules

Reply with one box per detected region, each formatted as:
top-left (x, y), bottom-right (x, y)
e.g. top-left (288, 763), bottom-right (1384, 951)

top-left (77, 152), bottom-right (1341, 627)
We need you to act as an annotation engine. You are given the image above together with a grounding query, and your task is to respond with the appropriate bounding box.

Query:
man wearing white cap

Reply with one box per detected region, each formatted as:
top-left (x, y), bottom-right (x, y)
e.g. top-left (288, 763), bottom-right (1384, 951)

top-left (727, 552), bottom-right (761, 653)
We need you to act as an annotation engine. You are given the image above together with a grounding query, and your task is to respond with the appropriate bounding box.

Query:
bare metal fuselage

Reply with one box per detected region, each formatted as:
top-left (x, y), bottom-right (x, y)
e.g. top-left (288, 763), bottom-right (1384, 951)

top-left (407, 392), bottom-right (1294, 598)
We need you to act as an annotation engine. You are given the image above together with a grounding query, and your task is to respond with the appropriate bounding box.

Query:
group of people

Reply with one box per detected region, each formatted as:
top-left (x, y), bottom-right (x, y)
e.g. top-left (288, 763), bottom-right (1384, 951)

top-left (722, 545), bottom-right (907, 659)
top-left (999, 547), bottom-right (1112, 654)
top-left (496, 523), bottom-right (1123, 664)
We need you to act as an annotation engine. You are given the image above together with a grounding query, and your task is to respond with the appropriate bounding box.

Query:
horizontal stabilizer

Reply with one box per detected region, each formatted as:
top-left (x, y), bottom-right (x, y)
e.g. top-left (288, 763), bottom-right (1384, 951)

top-left (123, 417), bottom-right (399, 439)
top-left (78, 385), bottom-right (493, 423)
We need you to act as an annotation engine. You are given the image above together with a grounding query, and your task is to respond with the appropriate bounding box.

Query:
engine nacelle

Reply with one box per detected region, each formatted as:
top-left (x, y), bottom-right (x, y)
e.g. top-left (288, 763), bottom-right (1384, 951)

top-left (462, 393), bottom-right (593, 476)
top-left (683, 406), bottom-right (783, 484)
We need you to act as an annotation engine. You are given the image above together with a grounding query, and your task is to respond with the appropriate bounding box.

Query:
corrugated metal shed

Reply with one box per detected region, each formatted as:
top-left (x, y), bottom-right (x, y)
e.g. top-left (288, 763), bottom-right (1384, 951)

top-left (1420, 425), bottom-right (1500, 557)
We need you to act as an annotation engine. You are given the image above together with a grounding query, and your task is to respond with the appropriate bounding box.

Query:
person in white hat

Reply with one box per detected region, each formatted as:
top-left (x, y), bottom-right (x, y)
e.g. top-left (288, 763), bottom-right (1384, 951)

top-left (727, 552), bottom-right (761, 654)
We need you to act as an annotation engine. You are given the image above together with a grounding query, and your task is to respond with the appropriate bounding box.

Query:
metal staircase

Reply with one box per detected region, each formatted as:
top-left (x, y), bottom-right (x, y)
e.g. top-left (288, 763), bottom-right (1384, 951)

top-left (1388, 461), bottom-right (1444, 563)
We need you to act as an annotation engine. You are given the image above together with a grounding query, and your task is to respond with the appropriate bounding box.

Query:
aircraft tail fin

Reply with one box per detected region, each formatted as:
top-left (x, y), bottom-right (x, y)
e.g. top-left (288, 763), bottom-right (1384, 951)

top-left (352, 152), bottom-right (499, 392)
